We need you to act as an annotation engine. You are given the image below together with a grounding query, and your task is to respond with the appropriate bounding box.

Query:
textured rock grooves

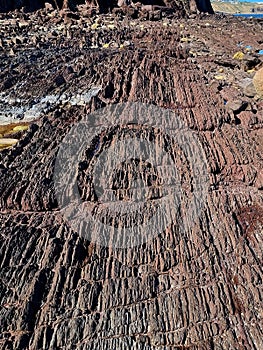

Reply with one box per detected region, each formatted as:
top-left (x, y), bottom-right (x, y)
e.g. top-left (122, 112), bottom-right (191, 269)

top-left (0, 15), bottom-right (263, 350)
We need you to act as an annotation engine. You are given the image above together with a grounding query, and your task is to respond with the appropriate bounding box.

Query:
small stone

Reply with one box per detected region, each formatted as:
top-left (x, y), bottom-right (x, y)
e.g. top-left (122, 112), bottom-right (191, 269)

top-left (91, 23), bottom-right (99, 30)
top-left (214, 75), bottom-right (225, 80)
top-left (233, 51), bottom-right (244, 60)
top-left (243, 83), bottom-right (257, 98)
top-left (13, 125), bottom-right (29, 132)
top-left (18, 20), bottom-right (29, 28)
top-left (45, 2), bottom-right (54, 11)
top-left (239, 77), bottom-right (253, 90)
top-left (226, 100), bottom-right (248, 113)
top-left (181, 37), bottom-right (190, 42)
top-left (0, 138), bottom-right (18, 146)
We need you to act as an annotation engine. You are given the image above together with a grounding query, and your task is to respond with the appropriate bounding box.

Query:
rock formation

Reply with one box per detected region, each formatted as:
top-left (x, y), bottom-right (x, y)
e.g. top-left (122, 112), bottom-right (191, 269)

top-left (0, 0), bottom-right (214, 14)
top-left (0, 6), bottom-right (262, 350)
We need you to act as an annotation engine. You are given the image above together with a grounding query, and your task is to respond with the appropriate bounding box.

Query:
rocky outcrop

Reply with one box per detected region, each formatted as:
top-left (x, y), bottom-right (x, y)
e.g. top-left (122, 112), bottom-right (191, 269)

top-left (0, 0), bottom-right (214, 14)
top-left (0, 10), bottom-right (263, 350)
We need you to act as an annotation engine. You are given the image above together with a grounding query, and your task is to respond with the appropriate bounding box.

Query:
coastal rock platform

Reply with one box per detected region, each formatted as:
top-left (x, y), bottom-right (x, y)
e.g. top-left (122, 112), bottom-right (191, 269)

top-left (0, 7), bottom-right (262, 350)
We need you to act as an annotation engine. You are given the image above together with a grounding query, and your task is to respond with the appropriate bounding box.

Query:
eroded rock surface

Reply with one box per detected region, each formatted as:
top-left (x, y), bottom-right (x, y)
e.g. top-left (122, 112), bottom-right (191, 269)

top-left (0, 10), bottom-right (262, 350)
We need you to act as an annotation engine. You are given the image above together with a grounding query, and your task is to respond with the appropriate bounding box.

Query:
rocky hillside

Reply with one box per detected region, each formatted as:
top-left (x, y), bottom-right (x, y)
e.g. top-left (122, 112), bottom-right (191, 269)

top-left (212, 1), bottom-right (263, 14)
top-left (0, 5), bottom-right (263, 350)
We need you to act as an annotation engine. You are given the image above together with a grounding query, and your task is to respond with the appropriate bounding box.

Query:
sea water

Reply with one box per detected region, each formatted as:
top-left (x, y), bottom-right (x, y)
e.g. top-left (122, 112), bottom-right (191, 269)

top-left (233, 13), bottom-right (263, 18)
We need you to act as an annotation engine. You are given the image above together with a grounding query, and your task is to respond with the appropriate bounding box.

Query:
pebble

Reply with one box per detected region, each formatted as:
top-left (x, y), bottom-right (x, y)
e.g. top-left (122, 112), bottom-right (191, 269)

top-left (233, 51), bottom-right (244, 60)
top-left (243, 83), bottom-right (257, 98)
top-left (214, 75), bottom-right (226, 80)
top-left (13, 125), bottom-right (29, 132)
top-left (226, 100), bottom-right (248, 113)
top-left (0, 138), bottom-right (18, 146)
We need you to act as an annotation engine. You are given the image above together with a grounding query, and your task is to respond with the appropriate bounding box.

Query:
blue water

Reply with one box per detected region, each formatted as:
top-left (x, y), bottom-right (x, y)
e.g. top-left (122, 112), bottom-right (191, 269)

top-left (233, 13), bottom-right (263, 17)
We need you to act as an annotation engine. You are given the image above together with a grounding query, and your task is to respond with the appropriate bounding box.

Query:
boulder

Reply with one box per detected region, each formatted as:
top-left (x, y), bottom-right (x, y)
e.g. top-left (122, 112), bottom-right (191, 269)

top-left (253, 67), bottom-right (263, 98)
